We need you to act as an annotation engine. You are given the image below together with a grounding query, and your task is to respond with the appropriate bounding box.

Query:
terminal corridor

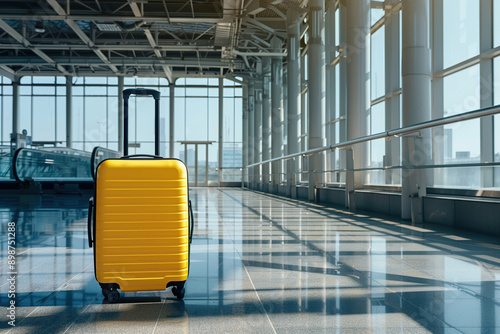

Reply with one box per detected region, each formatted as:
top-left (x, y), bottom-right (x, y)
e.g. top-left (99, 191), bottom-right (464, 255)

top-left (1, 188), bottom-right (500, 333)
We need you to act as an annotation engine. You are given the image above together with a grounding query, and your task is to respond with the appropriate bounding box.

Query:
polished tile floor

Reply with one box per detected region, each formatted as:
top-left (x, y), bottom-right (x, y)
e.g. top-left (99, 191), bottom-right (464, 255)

top-left (1, 188), bottom-right (500, 333)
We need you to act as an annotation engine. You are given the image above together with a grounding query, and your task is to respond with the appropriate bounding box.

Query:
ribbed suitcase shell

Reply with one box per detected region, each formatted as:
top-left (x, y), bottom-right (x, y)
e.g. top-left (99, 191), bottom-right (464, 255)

top-left (94, 158), bottom-right (189, 292)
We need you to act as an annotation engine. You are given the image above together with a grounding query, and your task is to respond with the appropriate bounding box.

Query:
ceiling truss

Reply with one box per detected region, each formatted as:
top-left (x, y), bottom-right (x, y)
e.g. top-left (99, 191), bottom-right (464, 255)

top-left (0, 0), bottom-right (299, 80)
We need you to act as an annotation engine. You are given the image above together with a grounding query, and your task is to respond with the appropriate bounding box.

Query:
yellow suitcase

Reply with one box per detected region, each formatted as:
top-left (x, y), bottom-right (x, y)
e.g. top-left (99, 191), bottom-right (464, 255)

top-left (87, 89), bottom-right (193, 302)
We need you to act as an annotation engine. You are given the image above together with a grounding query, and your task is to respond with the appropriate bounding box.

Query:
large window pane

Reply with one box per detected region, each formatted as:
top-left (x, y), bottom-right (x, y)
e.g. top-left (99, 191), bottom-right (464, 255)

top-left (234, 98), bottom-right (242, 142)
top-left (33, 86), bottom-right (55, 95)
top-left (72, 96), bottom-right (84, 143)
top-left (85, 97), bottom-right (107, 146)
top-left (56, 96), bottom-right (66, 143)
top-left (371, 8), bottom-right (384, 26)
top-left (175, 97), bottom-right (186, 141)
top-left (186, 98), bottom-right (208, 141)
top-left (32, 97), bottom-right (55, 142)
top-left (186, 87), bottom-right (207, 96)
top-left (2, 95), bottom-right (12, 143)
top-left (440, 65), bottom-right (481, 187)
top-left (19, 96), bottom-right (31, 134)
top-left (107, 96), bottom-right (118, 146)
top-left (223, 98), bottom-right (235, 143)
top-left (369, 102), bottom-right (385, 185)
top-left (443, 0), bottom-right (479, 68)
top-left (135, 96), bottom-right (155, 142)
top-left (371, 25), bottom-right (385, 99)
top-left (208, 98), bottom-right (218, 141)
top-left (32, 76), bottom-right (54, 84)
top-left (495, 1), bottom-right (500, 47)
top-left (85, 86), bottom-right (107, 96)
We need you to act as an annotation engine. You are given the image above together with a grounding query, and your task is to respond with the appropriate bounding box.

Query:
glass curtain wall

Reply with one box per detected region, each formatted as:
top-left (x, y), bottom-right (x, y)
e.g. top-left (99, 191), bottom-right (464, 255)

top-left (72, 77), bottom-right (117, 151)
top-left (0, 75), bottom-right (244, 184)
top-left (223, 80), bottom-right (243, 182)
top-left (0, 76), bottom-right (13, 146)
top-left (370, 17), bottom-right (386, 185)
top-left (174, 78), bottom-right (243, 183)
top-left (19, 76), bottom-right (66, 147)
top-left (174, 78), bottom-right (219, 183)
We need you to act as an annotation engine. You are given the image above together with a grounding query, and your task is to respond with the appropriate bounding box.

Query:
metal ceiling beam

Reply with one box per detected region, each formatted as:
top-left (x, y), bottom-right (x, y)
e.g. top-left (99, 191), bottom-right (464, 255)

top-left (0, 65), bottom-right (15, 80)
top-left (232, 50), bottom-right (286, 57)
top-left (12, 70), bottom-right (241, 78)
top-left (0, 19), bottom-right (70, 75)
top-left (129, 1), bottom-right (173, 82)
top-left (46, 0), bottom-right (119, 74)
top-left (0, 57), bottom-right (243, 68)
top-left (0, 14), bottom-right (222, 24)
top-left (0, 44), bottom-right (216, 52)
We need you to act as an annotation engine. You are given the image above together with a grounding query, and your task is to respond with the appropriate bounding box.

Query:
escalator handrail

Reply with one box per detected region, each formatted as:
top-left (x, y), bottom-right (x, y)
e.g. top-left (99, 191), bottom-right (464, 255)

top-left (12, 147), bottom-right (24, 182)
top-left (91, 146), bottom-right (121, 180)
top-left (90, 146), bottom-right (99, 181)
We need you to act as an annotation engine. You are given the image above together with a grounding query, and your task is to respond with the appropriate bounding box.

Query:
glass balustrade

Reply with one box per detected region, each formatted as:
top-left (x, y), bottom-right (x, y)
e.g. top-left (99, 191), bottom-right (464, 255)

top-left (11, 146), bottom-right (119, 182)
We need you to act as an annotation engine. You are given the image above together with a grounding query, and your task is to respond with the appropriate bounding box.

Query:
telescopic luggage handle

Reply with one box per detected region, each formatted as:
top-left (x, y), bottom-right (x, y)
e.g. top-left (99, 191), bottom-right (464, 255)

top-left (123, 88), bottom-right (161, 157)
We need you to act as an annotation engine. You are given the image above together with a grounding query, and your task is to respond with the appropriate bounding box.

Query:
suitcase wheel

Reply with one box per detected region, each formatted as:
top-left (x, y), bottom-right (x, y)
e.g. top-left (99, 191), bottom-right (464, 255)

top-left (171, 285), bottom-right (185, 300)
top-left (102, 288), bottom-right (120, 303)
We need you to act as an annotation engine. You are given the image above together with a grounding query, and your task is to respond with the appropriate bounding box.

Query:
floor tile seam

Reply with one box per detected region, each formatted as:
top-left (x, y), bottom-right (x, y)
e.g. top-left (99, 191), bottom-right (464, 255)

top-left (61, 293), bottom-right (101, 334)
top-left (151, 296), bottom-right (167, 334)
top-left (7, 262), bottom-right (95, 331)
top-left (216, 189), bottom-right (278, 334)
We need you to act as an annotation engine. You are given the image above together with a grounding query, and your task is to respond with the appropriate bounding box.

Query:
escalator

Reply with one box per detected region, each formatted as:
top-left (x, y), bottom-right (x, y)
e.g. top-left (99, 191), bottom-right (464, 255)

top-left (3, 146), bottom-right (120, 186)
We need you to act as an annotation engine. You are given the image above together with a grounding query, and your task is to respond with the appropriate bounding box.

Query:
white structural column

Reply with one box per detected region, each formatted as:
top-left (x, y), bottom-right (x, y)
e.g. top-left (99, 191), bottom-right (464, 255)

top-left (401, 0), bottom-right (432, 221)
top-left (346, 0), bottom-right (370, 206)
top-left (242, 82), bottom-right (249, 187)
top-left (432, 0), bottom-right (444, 186)
top-left (254, 76), bottom-right (263, 187)
top-left (66, 76), bottom-right (72, 148)
top-left (248, 80), bottom-right (255, 187)
top-left (325, 2), bottom-right (336, 179)
top-left (480, 0), bottom-right (494, 187)
top-left (118, 77), bottom-right (124, 154)
top-left (262, 57), bottom-right (272, 190)
top-left (271, 37), bottom-right (284, 190)
top-left (384, 1), bottom-right (401, 184)
top-left (218, 78), bottom-right (224, 185)
top-left (287, 8), bottom-right (301, 198)
top-left (339, 0), bottom-right (348, 189)
top-left (12, 78), bottom-right (19, 135)
top-left (169, 84), bottom-right (175, 157)
top-left (307, 0), bottom-right (327, 201)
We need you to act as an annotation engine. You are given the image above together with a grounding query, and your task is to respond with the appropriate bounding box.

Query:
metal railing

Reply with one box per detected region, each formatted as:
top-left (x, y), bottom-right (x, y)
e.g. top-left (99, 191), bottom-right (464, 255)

top-left (245, 104), bottom-right (500, 220)
top-left (247, 104), bottom-right (500, 169)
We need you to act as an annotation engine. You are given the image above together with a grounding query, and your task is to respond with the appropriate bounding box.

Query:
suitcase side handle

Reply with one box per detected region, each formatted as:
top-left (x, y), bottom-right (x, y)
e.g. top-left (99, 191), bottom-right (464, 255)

top-left (88, 197), bottom-right (94, 248)
top-left (121, 154), bottom-right (163, 159)
top-left (189, 200), bottom-right (194, 243)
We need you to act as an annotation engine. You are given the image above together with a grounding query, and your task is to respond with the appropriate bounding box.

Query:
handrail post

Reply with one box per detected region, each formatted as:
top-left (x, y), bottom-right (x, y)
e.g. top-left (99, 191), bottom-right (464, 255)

top-left (345, 148), bottom-right (355, 210)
